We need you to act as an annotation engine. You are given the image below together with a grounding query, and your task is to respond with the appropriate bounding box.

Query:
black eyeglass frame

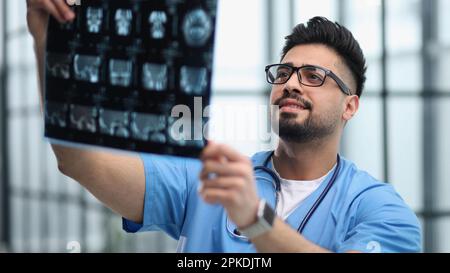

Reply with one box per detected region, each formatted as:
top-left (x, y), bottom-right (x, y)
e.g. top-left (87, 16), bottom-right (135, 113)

top-left (265, 64), bottom-right (352, 96)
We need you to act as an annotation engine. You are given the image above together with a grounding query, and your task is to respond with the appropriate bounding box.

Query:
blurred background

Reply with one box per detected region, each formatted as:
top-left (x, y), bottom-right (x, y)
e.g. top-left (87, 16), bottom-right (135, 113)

top-left (0, 0), bottom-right (449, 253)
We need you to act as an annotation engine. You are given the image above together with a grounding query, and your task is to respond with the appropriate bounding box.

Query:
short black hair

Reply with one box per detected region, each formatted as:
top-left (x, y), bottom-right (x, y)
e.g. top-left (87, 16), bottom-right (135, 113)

top-left (281, 16), bottom-right (367, 97)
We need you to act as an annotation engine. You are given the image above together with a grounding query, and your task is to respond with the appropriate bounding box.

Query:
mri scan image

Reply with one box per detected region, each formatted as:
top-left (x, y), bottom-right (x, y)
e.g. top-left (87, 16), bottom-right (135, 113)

top-left (142, 63), bottom-right (168, 91)
top-left (86, 7), bottom-right (103, 33)
top-left (115, 9), bottom-right (133, 36)
top-left (182, 9), bottom-right (213, 47)
top-left (45, 0), bottom-right (218, 158)
top-left (99, 109), bottom-right (130, 138)
top-left (69, 105), bottom-right (97, 133)
top-left (149, 11), bottom-right (167, 39)
top-left (46, 53), bottom-right (71, 79)
top-left (131, 113), bottom-right (166, 143)
top-left (109, 59), bottom-right (133, 87)
top-left (45, 102), bottom-right (68, 128)
top-left (180, 66), bottom-right (208, 95)
top-left (74, 54), bottom-right (101, 83)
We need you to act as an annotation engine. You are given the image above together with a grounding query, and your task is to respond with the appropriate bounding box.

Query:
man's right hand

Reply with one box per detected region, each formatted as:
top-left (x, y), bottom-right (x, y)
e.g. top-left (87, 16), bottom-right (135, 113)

top-left (26, 0), bottom-right (75, 45)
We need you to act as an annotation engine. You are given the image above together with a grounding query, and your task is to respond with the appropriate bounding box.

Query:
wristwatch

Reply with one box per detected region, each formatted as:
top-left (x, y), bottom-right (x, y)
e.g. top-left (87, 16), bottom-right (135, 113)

top-left (238, 199), bottom-right (275, 239)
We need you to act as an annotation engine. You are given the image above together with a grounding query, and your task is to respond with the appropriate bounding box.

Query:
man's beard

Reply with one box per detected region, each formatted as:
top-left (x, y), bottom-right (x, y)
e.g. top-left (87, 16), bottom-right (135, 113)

top-left (275, 111), bottom-right (338, 143)
top-left (271, 95), bottom-right (340, 143)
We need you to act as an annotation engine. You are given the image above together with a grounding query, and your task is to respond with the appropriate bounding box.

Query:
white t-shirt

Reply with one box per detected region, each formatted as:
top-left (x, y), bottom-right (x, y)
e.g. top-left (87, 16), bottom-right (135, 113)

top-left (272, 159), bottom-right (337, 220)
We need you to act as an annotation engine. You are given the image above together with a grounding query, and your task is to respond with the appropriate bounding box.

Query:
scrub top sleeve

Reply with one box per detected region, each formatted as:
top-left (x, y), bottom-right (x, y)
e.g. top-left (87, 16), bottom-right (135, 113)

top-left (337, 185), bottom-right (422, 253)
top-left (122, 153), bottom-right (201, 239)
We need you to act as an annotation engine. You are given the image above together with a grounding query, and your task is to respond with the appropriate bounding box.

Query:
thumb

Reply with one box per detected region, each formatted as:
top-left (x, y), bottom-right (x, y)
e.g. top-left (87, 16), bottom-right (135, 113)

top-left (27, 9), bottom-right (49, 44)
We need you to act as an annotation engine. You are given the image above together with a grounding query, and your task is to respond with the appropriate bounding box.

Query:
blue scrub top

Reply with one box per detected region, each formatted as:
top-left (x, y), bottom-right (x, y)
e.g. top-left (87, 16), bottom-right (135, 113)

top-left (123, 151), bottom-right (422, 253)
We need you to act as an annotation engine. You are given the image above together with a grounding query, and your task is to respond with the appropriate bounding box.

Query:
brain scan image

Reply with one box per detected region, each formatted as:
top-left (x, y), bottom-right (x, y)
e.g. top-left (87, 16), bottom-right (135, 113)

top-left (115, 9), bottom-right (133, 36)
top-left (99, 109), bottom-right (130, 138)
top-left (131, 113), bottom-right (166, 143)
top-left (74, 54), bottom-right (101, 83)
top-left (142, 63), bottom-right (168, 91)
top-left (149, 11), bottom-right (167, 39)
top-left (109, 59), bottom-right (133, 87)
top-left (86, 7), bottom-right (103, 33)
top-left (69, 105), bottom-right (97, 133)
top-left (46, 1), bottom-right (217, 157)
top-left (182, 9), bottom-right (213, 47)
top-left (45, 102), bottom-right (68, 128)
top-left (180, 66), bottom-right (208, 95)
top-left (46, 53), bottom-right (71, 79)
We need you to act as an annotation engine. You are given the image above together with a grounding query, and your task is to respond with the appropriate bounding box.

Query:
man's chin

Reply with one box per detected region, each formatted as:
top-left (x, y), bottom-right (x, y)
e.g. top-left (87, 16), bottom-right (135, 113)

top-left (279, 112), bottom-right (309, 124)
top-left (279, 112), bottom-right (298, 119)
top-left (277, 130), bottom-right (309, 143)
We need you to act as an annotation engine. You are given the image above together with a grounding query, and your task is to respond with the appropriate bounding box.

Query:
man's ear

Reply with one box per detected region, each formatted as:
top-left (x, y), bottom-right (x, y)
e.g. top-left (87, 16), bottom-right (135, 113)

top-left (342, 95), bottom-right (359, 122)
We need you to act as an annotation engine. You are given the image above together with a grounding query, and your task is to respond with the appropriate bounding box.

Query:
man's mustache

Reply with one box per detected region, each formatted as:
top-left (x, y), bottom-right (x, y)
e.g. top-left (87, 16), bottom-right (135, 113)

top-left (273, 92), bottom-right (313, 110)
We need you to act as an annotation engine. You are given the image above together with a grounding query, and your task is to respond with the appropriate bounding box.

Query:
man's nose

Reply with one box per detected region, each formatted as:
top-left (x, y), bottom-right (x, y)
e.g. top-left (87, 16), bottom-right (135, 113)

top-left (284, 71), bottom-right (304, 95)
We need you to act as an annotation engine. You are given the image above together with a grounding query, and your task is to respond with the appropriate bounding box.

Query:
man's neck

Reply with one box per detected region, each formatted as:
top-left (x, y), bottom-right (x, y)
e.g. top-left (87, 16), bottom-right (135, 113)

top-left (273, 135), bottom-right (339, 181)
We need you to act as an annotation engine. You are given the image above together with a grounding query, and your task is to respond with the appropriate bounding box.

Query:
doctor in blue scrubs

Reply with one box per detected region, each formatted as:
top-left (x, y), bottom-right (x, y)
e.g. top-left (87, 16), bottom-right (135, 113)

top-left (123, 17), bottom-right (421, 253)
top-left (27, 0), bottom-right (421, 253)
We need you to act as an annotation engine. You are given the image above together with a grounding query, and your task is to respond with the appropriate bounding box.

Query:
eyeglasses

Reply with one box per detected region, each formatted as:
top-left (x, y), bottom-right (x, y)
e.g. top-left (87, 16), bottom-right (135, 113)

top-left (265, 64), bottom-right (351, 96)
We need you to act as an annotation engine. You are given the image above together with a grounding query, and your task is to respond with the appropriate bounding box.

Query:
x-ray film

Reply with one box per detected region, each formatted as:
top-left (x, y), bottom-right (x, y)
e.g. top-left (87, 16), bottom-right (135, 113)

top-left (45, 0), bottom-right (217, 157)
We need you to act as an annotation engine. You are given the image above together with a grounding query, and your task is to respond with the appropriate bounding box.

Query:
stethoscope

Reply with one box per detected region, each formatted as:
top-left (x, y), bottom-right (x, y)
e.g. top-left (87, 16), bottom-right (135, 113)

top-left (227, 151), bottom-right (341, 240)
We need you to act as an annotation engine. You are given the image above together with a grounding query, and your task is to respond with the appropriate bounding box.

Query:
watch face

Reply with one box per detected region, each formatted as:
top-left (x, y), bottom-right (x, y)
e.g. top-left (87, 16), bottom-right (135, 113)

top-left (263, 202), bottom-right (275, 226)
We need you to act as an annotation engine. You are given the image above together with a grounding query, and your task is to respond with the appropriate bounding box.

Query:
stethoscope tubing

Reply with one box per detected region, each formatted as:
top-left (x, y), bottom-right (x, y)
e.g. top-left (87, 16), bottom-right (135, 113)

top-left (227, 151), bottom-right (341, 240)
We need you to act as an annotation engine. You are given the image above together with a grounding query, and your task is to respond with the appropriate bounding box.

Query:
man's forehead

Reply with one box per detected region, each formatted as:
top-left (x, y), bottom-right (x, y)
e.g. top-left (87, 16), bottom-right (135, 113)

top-left (281, 44), bottom-right (342, 70)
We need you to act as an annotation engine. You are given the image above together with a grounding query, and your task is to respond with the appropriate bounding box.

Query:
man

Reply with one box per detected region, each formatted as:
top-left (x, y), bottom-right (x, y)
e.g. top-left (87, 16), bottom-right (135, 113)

top-left (27, 0), bottom-right (421, 253)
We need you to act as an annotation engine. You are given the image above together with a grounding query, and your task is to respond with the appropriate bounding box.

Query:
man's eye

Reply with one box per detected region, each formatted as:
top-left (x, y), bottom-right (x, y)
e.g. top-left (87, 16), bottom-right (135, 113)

top-left (305, 72), bottom-right (323, 82)
top-left (277, 71), bottom-right (289, 78)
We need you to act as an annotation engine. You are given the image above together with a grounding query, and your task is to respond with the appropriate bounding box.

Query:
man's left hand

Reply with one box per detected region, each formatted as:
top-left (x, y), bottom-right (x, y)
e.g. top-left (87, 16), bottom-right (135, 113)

top-left (199, 142), bottom-right (260, 229)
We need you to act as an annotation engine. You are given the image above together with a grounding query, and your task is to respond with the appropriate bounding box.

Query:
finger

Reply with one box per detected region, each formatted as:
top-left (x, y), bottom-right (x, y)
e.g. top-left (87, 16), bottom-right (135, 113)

top-left (201, 142), bottom-right (224, 162)
top-left (201, 177), bottom-right (243, 190)
top-left (33, 0), bottom-right (66, 23)
top-left (201, 143), bottom-right (245, 163)
top-left (200, 161), bottom-right (248, 180)
top-left (203, 143), bottom-right (243, 162)
top-left (51, 0), bottom-right (75, 21)
top-left (200, 188), bottom-right (233, 205)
